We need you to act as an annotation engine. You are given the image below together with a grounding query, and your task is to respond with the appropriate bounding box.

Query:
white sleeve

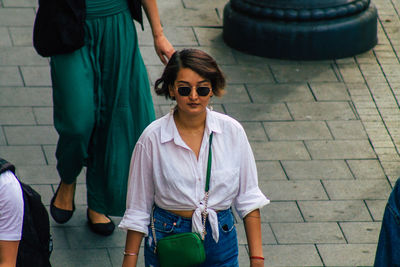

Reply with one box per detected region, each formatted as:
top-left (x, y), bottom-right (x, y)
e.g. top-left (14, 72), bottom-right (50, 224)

top-left (0, 171), bottom-right (24, 241)
top-left (233, 129), bottom-right (270, 219)
top-left (118, 142), bottom-right (154, 236)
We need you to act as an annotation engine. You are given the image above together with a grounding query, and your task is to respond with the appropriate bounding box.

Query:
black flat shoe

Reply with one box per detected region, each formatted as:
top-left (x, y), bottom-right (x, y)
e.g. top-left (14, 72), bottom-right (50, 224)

top-left (50, 182), bottom-right (75, 224)
top-left (87, 210), bottom-right (115, 236)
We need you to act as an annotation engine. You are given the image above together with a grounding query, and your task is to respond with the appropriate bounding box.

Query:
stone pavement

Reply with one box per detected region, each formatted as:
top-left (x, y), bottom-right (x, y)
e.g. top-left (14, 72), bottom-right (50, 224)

top-left (0, 0), bottom-right (399, 266)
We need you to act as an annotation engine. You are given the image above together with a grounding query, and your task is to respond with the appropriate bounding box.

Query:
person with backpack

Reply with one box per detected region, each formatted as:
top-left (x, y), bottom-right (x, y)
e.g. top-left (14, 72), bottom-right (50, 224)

top-left (0, 158), bottom-right (52, 267)
top-left (0, 160), bottom-right (23, 267)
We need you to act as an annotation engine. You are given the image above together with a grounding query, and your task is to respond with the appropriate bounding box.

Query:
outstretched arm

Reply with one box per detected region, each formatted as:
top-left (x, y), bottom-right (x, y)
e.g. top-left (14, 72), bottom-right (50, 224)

top-left (141, 0), bottom-right (175, 65)
top-left (244, 209), bottom-right (265, 267)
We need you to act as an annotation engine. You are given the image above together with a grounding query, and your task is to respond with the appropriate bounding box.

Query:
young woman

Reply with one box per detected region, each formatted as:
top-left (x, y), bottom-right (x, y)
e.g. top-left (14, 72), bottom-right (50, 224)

top-left (38, 0), bottom-right (175, 236)
top-left (119, 49), bottom-right (269, 266)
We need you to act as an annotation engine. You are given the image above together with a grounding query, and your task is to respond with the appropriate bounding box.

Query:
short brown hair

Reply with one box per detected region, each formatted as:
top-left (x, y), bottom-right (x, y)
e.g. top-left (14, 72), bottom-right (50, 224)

top-left (155, 49), bottom-right (225, 99)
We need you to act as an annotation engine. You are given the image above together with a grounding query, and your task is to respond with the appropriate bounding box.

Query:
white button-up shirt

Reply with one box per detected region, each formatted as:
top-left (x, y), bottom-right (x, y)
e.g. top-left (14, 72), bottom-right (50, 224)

top-left (119, 109), bottom-right (269, 242)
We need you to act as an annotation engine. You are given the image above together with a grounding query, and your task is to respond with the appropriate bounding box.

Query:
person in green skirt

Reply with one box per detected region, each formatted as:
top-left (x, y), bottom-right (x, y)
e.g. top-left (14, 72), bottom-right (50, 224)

top-left (43, 0), bottom-right (174, 236)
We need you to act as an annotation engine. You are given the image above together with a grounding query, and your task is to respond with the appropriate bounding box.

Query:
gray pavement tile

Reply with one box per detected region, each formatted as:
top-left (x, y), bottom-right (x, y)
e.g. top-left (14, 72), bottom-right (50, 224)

top-left (0, 27), bottom-right (12, 46)
top-left (250, 141), bottom-right (310, 161)
top-left (237, 222), bottom-right (276, 245)
top-left (287, 102), bottom-right (357, 120)
top-left (365, 200), bottom-right (387, 222)
top-left (271, 222), bottom-right (345, 244)
top-left (340, 222), bottom-right (381, 243)
top-left (375, 147), bottom-right (400, 161)
top-left (261, 201), bottom-right (303, 223)
top-left (33, 107), bottom-right (53, 125)
top-left (182, 46), bottom-right (237, 65)
top-left (256, 161), bottom-right (287, 181)
top-left (140, 46), bottom-right (164, 66)
top-left (305, 140), bottom-right (376, 159)
top-left (225, 103), bottom-right (291, 121)
top-left (15, 165), bottom-right (59, 184)
top-left (4, 125), bottom-right (58, 145)
top-left (108, 247), bottom-right (145, 267)
top-left (159, 6), bottom-right (221, 27)
top-left (264, 121), bottom-right (332, 141)
top-left (241, 122), bottom-right (268, 142)
top-left (327, 120), bottom-right (368, 140)
top-left (262, 245), bottom-right (323, 267)
top-left (163, 26), bottom-right (199, 47)
top-left (9, 26), bottom-right (34, 46)
top-left (42, 145), bottom-right (56, 165)
top-left (0, 145), bottom-right (46, 165)
top-left (238, 245), bottom-right (250, 266)
top-left (213, 84), bottom-right (251, 104)
top-left (0, 128), bottom-right (6, 145)
top-left (380, 161), bottom-right (400, 176)
top-left (298, 200), bottom-right (372, 222)
top-left (346, 159), bottom-right (386, 179)
top-left (232, 50), bottom-right (290, 65)
top-left (49, 226), bottom-right (69, 249)
top-left (183, 0), bottom-right (228, 10)
top-left (317, 244), bottom-right (376, 266)
top-left (0, 107), bottom-right (35, 125)
top-left (221, 65), bottom-right (274, 83)
top-left (259, 181), bottom-right (328, 201)
top-left (322, 179), bottom-right (392, 200)
top-left (282, 160), bottom-right (353, 180)
top-left (29, 183), bottom-right (53, 205)
top-left (246, 83), bottom-right (315, 103)
top-left (193, 27), bottom-right (225, 47)
top-left (0, 66), bottom-right (23, 86)
top-left (0, 46), bottom-right (47, 65)
top-left (3, 0), bottom-right (37, 7)
top-left (20, 66), bottom-right (51, 86)
top-left (337, 63), bottom-right (365, 83)
top-left (0, 8), bottom-right (35, 26)
top-left (50, 248), bottom-right (112, 267)
top-left (65, 226), bottom-right (125, 249)
top-left (270, 64), bottom-right (338, 83)
top-left (0, 87), bottom-right (52, 106)
top-left (309, 82), bottom-right (350, 101)
top-left (145, 65), bottom-right (164, 85)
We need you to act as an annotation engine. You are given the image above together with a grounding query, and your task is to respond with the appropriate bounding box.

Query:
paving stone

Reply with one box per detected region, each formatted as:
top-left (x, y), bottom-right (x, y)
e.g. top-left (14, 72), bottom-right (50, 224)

top-left (0, 66), bottom-right (23, 86)
top-left (145, 65), bottom-right (164, 85)
top-left (337, 63), bottom-right (365, 83)
top-left (246, 83), bottom-right (315, 103)
top-left (65, 226), bottom-right (126, 249)
top-left (238, 245), bottom-right (250, 266)
top-left (327, 120), bottom-right (368, 140)
top-left (256, 161), bottom-right (287, 181)
top-left (347, 159), bottom-right (386, 179)
top-left (261, 201), bottom-right (303, 222)
top-left (42, 145), bottom-right (56, 165)
top-left (4, 125), bottom-right (58, 145)
top-left (225, 103), bottom-right (291, 121)
top-left (259, 181), bottom-right (328, 201)
top-left (33, 107), bottom-right (53, 125)
top-left (186, 46), bottom-right (236, 65)
top-left (323, 179), bottom-right (392, 200)
top-left (298, 200), bottom-right (371, 222)
top-left (9, 26), bottom-right (33, 46)
top-left (262, 245), bottom-right (322, 267)
top-left (237, 222), bottom-right (276, 245)
top-left (309, 82), bottom-right (350, 101)
top-left (221, 65), bottom-right (274, 83)
top-left (16, 165), bottom-right (59, 184)
top-left (282, 160), bottom-right (353, 180)
top-left (0, 145), bottom-right (46, 165)
top-left (317, 244), bottom-right (376, 266)
top-left (0, 47), bottom-right (47, 65)
top-left (0, 8), bottom-right (35, 26)
top-left (139, 46), bottom-right (164, 66)
top-left (264, 121), bottom-right (332, 141)
top-left (108, 247), bottom-right (145, 267)
top-left (50, 248), bottom-right (112, 267)
top-left (0, 27), bottom-right (12, 46)
top-left (241, 122), bottom-right (268, 142)
top-left (287, 102), bottom-right (356, 120)
top-left (29, 184), bottom-right (53, 205)
top-left (20, 66), bottom-right (51, 86)
top-left (159, 7), bottom-right (221, 27)
top-left (163, 26), bottom-right (198, 47)
top-left (250, 141), bottom-right (310, 161)
top-left (0, 107), bottom-right (35, 125)
top-left (193, 27), bottom-right (224, 47)
top-left (0, 87), bottom-right (52, 106)
top-left (271, 222), bottom-right (345, 244)
top-left (340, 222), bottom-right (381, 243)
top-left (270, 64), bottom-right (338, 82)
top-left (49, 226), bottom-right (69, 249)
top-left (213, 84), bottom-right (251, 104)
top-left (3, 0), bottom-right (37, 7)
top-left (305, 140), bottom-right (376, 159)
top-left (365, 200), bottom-right (387, 221)
top-left (0, 128), bottom-right (6, 145)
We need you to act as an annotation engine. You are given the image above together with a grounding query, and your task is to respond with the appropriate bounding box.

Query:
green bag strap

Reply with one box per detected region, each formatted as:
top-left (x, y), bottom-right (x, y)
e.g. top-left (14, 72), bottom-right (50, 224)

top-left (205, 132), bottom-right (213, 193)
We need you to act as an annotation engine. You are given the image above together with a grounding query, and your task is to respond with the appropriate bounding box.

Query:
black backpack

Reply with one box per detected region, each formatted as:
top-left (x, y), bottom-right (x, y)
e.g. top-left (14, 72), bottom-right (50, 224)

top-left (0, 158), bottom-right (52, 267)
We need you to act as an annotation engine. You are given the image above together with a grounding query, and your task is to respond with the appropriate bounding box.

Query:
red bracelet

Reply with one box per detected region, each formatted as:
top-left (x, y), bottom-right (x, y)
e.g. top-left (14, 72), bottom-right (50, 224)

top-left (250, 256), bottom-right (265, 260)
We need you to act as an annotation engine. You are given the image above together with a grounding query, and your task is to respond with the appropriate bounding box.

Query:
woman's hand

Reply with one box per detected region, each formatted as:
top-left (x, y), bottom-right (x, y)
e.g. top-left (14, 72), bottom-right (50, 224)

top-left (153, 34), bottom-right (175, 65)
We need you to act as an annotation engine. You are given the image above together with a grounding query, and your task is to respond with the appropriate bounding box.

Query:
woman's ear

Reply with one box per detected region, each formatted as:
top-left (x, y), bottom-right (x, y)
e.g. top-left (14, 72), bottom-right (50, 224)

top-left (169, 85), bottom-right (175, 98)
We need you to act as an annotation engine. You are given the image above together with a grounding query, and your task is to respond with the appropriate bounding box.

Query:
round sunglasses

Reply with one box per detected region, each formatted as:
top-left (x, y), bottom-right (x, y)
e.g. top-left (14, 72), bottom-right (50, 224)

top-left (177, 86), bottom-right (211, 97)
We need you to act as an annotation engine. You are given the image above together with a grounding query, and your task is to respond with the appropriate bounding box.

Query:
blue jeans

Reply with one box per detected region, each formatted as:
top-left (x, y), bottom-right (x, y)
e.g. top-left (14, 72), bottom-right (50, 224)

top-left (144, 206), bottom-right (239, 267)
top-left (374, 178), bottom-right (400, 267)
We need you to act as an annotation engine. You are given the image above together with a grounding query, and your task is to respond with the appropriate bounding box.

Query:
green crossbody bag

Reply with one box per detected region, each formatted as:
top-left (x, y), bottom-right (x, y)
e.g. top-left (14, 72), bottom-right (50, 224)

top-left (151, 133), bottom-right (214, 267)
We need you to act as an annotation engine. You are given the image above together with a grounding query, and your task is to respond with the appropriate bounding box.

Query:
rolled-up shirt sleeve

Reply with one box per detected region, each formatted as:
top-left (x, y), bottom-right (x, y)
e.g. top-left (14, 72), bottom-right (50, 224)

top-left (234, 129), bottom-right (269, 219)
top-left (119, 141), bottom-right (154, 236)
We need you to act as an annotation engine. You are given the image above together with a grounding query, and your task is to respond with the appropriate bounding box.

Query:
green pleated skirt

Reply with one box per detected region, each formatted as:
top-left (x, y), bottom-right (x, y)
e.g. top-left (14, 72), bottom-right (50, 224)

top-left (50, 8), bottom-right (155, 216)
